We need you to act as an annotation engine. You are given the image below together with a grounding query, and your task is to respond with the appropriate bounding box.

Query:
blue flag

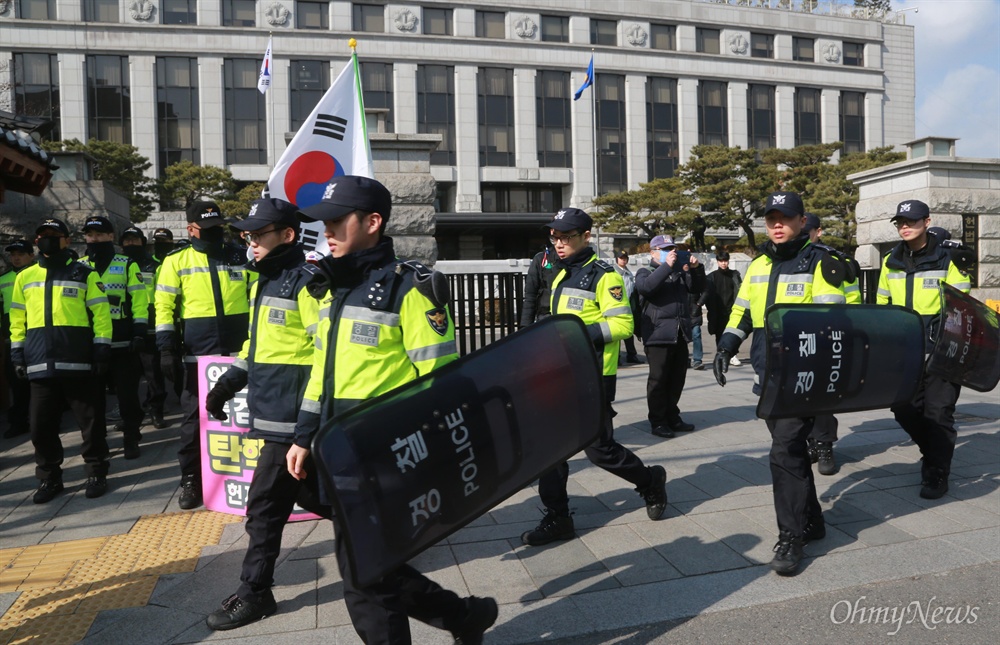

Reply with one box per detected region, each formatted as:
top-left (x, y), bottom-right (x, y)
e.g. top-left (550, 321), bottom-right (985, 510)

top-left (573, 56), bottom-right (594, 101)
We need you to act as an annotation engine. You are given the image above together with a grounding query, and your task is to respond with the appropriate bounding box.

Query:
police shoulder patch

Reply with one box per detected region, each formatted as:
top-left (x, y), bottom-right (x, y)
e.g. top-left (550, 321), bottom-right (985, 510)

top-left (608, 285), bottom-right (624, 301)
top-left (425, 308), bottom-right (449, 336)
top-left (594, 259), bottom-right (615, 273)
top-left (95, 281), bottom-right (106, 293)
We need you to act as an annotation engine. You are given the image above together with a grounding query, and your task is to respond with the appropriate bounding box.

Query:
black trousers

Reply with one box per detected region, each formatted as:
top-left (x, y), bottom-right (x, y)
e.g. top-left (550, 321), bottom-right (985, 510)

top-left (108, 349), bottom-right (143, 443)
top-left (138, 338), bottom-right (166, 415)
top-left (808, 415), bottom-right (839, 443)
top-left (645, 343), bottom-right (689, 429)
top-left (623, 336), bottom-right (638, 359)
top-left (6, 353), bottom-right (29, 429)
top-left (538, 376), bottom-right (651, 516)
top-left (29, 376), bottom-right (109, 481)
top-left (178, 362), bottom-right (202, 479)
top-left (336, 519), bottom-right (468, 644)
top-left (766, 416), bottom-right (822, 537)
top-left (891, 370), bottom-right (960, 474)
top-left (238, 441), bottom-right (332, 603)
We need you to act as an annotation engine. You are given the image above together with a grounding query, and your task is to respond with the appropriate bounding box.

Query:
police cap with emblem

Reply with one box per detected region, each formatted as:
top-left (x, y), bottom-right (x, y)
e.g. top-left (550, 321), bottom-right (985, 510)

top-left (119, 225), bottom-right (146, 244)
top-left (762, 191), bottom-right (805, 218)
top-left (186, 200), bottom-right (227, 228)
top-left (152, 228), bottom-right (174, 241)
top-left (230, 198), bottom-right (300, 231)
top-left (5, 240), bottom-right (34, 254)
top-left (36, 218), bottom-right (71, 236)
top-left (803, 213), bottom-right (822, 233)
top-left (82, 215), bottom-right (115, 233)
top-left (297, 175), bottom-right (392, 222)
top-left (549, 208), bottom-right (592, 232)
top-left (891, 199), bottom-right (930, 222)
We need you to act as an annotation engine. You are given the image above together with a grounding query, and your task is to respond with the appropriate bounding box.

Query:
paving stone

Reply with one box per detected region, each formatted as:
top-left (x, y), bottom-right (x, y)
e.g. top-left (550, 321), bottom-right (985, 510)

top-left (836, 519), bottom-right (918, 546)
top-left (632, 515), bottom-right (753, 576)
top-left (454, 539), bottom-right (540, 603)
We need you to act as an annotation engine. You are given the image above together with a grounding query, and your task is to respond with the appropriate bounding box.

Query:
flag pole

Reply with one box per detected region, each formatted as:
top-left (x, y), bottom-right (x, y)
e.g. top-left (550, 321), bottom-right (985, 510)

top-left (268, 32), bottom-right (275, 168)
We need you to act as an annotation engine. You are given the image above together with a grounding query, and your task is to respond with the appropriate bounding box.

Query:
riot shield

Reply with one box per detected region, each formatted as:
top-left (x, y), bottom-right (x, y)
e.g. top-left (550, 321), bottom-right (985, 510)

top-left (757, 304), bottom-right (924, 419)
top-left (927, 284), bottom-right (1000, 392)
top-left (311, 315), bottom-right (605, 587)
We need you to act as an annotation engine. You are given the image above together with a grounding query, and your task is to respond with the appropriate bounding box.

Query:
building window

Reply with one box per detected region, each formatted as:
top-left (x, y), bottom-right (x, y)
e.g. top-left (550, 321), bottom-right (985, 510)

top-left (698, 80), bottom-right (727, 146)
top-left (747, 85), bottom-right (775, 150)
top-left (696, 28), bottom-right (720, 54)
top-left (156, 57), bottom-right (200, 174)
top-left (83, 0), bottom-right (119, 21)
top-left (13, 53), bottom-right (60, 141)
top-left (360, 62), bottom-right (393, 133)
top-left (840, 91), bottom-right (865, 154)
top-left (478, 67), bottom-right (515, 167)
top-left (223, 0), bottom-right (256, 27)
top-left (162, 0), bottom-right (196, 24)
top-left (224, 58), bottom-right (266, 164)
top-left (794, 87), bottom-right (821, 147)
top-left (596, 74), bottom-right (627, 194)
top-left (417, 65), bottom-right (455, 165)
top-left (298, 1), bottom-right (329, 29)
top-left (290, 60), bottom-right (330, 132)
top-left (646, 77), bottom-right (678, 180)
top-left (17, 0), bottom-right (55, 19)
top-left (650, 24), bottom-right (676, 51)
top-left (793, 37), bottom-right (814, 62)
top-left (87, 55), bottom-right (131, 144)
top-left (536, 70), bottom-right (571, 168)
top-left (540, 15), bottom-right (569, 43)
top-left (423, 7), bottom-right (452, 36)
top-left (751, 33), bottom-right (773, 59)
top-left (843, 42), bottom-right (864, 67)
top-left (591, 19), bottom-right (617, 46)
top-left (481, 183), bottom-right (563, 213)
top-left (476, 11), bottom-right (505, 39)
top-left (353, 3), bottom-right (384, 32)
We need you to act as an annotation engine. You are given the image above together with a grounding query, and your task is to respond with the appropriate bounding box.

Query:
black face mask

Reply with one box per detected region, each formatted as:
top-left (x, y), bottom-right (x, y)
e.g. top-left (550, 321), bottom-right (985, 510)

top-left (197, 227), bottom-right (225, 244)
top-left (154, 242), bottom-right (174, 258)
top-left (121, 246), bottom-right (145, 260)
top-left (37, 237), bottom-right (64, 256)
top-left (85, 241), bottom-right (116, 258)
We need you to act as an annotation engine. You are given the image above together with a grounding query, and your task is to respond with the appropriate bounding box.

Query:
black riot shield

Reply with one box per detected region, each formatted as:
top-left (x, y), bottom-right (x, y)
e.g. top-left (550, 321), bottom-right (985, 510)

top-left (927, 284), bottom-right (1000, 392)
top-left (757, 304), bottom-right (925, 419)
top-left (311, 315), bottom-right (605, 587)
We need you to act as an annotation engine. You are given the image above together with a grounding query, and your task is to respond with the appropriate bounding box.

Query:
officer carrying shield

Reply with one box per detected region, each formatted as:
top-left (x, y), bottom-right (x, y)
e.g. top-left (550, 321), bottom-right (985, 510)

top-left (877, 200), bottom-right (971, 499)
top-left (2, 239), bottom-right (35, 439)
top-left (713, 192), bottom-right (847, 576)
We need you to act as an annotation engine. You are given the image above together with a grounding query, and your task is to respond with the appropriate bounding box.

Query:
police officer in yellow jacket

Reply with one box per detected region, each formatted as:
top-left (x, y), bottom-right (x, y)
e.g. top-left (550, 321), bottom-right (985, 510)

top-left (10, 218), bottom-right (114, 503)
top-left (286, 176), bottom-right (498, 645)
top-left (877, 200), bottom-right (971, 500)
top-left (521, 208), bottom-right (668, 548)
top-left (2, 239), bottom-right (35, 439)
top-left (80, 216), bottom-right (148, 460)
top-left (713, 192), bottom-right (847, 576)
top-left (201, 198), bottom-right (332, 631)
top-left (155, 201), bottom-right (251, 509)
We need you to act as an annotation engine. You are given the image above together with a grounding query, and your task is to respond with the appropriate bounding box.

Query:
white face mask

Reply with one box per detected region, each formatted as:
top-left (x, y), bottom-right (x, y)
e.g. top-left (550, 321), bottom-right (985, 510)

top-left (247, 245), bottom-right (256, 262)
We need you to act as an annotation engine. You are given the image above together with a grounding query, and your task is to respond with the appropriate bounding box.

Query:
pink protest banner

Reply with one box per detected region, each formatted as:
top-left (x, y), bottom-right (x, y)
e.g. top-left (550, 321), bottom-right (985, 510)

top-left (198, 355), bottom-right (320, 521)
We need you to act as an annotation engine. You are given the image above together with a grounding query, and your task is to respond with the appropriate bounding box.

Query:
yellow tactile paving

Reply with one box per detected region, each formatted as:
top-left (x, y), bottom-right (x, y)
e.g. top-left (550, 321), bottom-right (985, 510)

top-left (0, 510), bottom-right (243, 645)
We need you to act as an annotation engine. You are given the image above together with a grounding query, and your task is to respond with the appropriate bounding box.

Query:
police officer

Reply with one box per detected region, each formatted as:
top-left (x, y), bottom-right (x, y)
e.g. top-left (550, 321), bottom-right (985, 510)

top-left (81, 216), bottom-right (148, 460)
top-left (2, 240), bottom-right (35, 439)
top-left (713, 192), bottom-right (847, 576)
top-left (877, 200), bottom-right (971, 499)
top-left (286, 176), bottom-right (498, 644)
top-left (202, 198), bottom-right (333, 630)
top-left (521, 208), bottom-right (668, 547)
top-left (156, 201), bottom-right (251, 509)
top-left (10, 218), bottom-right (113, 502)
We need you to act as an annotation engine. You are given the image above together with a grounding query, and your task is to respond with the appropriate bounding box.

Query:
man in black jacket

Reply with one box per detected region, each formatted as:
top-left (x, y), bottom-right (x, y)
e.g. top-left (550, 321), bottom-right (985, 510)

top-left (520, 243), bottom-right (558, 327)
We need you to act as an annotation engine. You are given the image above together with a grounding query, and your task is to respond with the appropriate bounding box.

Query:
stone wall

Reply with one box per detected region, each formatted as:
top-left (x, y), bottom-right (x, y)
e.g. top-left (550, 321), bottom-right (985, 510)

top-left (1, 180), bottom-right (130, 245)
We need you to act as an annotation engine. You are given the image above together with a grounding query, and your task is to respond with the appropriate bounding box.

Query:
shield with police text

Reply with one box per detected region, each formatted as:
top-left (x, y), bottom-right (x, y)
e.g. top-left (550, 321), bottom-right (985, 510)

top-left (927, 284), bottom-right (1000, 392)
top-left (757, 304), bottom-right (925, 419)
top-left (311, 315), bottom-right (605, 587)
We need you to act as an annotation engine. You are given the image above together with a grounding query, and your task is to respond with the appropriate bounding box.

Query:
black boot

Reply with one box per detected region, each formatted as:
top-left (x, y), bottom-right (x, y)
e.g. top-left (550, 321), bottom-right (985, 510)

top-left (179, 474), bottom-right (203, 510)
top-left (770, 532), bottom-right (804, 576)
top-left (206, 592), bottom-right (277, 631)
top-left (521, 510), bottom-right (575, 546)
top-left (920, 466), bottom-right (949, 500)
top-left (452, 596), bottom-right (499, 645)
top-left (815, 442), bottom-right (836, 475)
top-left (806, 437), bottom-right (819, 464)
top-left (637, 465), bottom-right (668, 520)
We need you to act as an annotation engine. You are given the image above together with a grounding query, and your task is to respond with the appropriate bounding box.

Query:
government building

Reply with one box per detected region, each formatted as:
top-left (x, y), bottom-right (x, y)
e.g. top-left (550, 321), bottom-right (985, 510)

top-left (0, 0), bottom-right (916, 259)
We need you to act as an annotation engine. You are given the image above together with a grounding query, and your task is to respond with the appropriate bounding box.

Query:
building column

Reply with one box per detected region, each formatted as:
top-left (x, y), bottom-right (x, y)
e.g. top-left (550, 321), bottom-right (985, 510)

top-left (454, 65), bottom-right (480, 212)
top-left (57, 0), bottom-right (82, 21)
top-left (570, 69), bottom-right (596, 207)
top-left (728, 81), bottom-right (748, 150)
top-left (821, 88), bottom-right (840, 145)
top-left (514, 67), bottom-right (538, 170)
top-left (130, 56), bottom-right (158, 179)
top-left (625, 73), bottom-right (646, 189)
top-left (201, 0), bottom-right (221, 26)
top-left (394, 63), bottom-right (418, 135)
top-left (775, 84), bottom-right (795, 150)
top-left (269, 58), bottom-right (290, 164)
top-left (199, 57), bottom-right (225, 168)
top-left (677, 77), bottom-right (698, 165)
top-left (865, 91), bottom-right (884, 150)
top-left (59, 53), bottom-right (87, 142)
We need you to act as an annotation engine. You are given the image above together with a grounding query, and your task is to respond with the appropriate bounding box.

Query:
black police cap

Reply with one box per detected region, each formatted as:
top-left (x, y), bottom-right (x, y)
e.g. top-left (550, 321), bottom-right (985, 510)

top-left (298, 176), bottom-right (392, 223)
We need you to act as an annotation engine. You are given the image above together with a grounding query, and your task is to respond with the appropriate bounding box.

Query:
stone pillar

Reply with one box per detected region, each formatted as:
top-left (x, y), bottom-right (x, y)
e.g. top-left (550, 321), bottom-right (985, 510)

top-left (570, 68), bottom-right (595, 207)
top-left (677, 77), bottom-right (698, 165)
top-left (865, 91), bottom-right (884, 150)
top-left (57, 0), bottom-right (82, 21)
top-left (514, 68), bottom-right (537, 170)
top-left (728, 81), bottom-right (748, 150)
top-left (201, 0), bottom-right (222, 26)
top-left (199, 57), bottom-right (226, 168)
top-left (269, 58), bottom-right (291, 164)
top-left (625, 73), bottom-right (646, 189)
top-left (394, 62), bottom-right (418, 135)
top-left (130, 56), bottom-right (158, 179)
top-left (59, 53), bottom-right (87, 142)
top-left (775, 84), bottom-right (795, 150)
top-left (453, 65), bottom-right (480, 212)
top-left (821, 88), bottom-right (840, 145)
top-left (0, 53), bottom-right (12, 114)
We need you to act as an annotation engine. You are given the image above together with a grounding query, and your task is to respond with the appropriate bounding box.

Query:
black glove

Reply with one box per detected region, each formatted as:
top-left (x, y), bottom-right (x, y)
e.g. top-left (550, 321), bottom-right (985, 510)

top-left (14, 364), bottom-right (28, 380)
top-left (92, 360), bottom-right (109, 377)
top-left (129, 336), bottom-right (145, 354)
top-left (205, 384), bottom-right (230, 421)
top-left (713, 351), bottom-right (730, 387)
top-left (160, 349), bottom-right (182, 383)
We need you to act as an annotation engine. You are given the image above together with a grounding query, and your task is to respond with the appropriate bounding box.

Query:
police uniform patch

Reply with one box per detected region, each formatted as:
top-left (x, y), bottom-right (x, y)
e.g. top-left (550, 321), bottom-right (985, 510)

top-left (426, 308), bottom-right (449, 336)
top-left (228, 269), bottom-right (243, 281)
top-left (785, 283), bottom-right (805, 297)
top-left (567, 297), bottom-right (584, 311)
top-left (63, 287), bottom-right (78, 298)
top-left (923, 278), bottom-right (939, 290)
top-left (351, 321), bottom-right (379, 346)
top-left (609, 286), bottom-right (624, 301)
top-left (267, 309), bottom-right (286, 326)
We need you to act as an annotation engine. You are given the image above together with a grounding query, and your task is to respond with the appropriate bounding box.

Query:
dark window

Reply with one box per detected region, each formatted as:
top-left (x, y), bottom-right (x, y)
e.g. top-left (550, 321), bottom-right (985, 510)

top-left (646, 77), bottom-right (678, 180)
top-left (793, 37), bottom-right (814, 62)
top-left (417, 65), bottom-right (455, 165)
top-left (13, 52), bottom-right (60, 141)
top-left (540, 15), bottom-right (569, 43)
top-left (794, 87), bottom-right (821, 146)
top-left (650, 24), bottom-right (676, 50)
top-left (696, 28), bottom-right (720, 54)
top-left (481, 183), bottom-right (563, 213)
top-left (298, 1), bottom-right (329, 29)
top-left (84, 0), bottom-right (119, 22)
top-left (698, 80), bottom-right (727, 146)
top-left (751, 33), bottom-right (773, 59)
top-left (17, 0), bottom-right (55, 19)
top-left (156, 57), bottom-right (200, 174)
top-left (536, 70), bottom-right (571, 168)
top-left (478, 68), bottom-right (515, 167)
top-left (843, 41), bottom-right (864, 67)
top-left (747, 85), bottom-right (775, 150)
top-left (162, 0), bottom-right (196, 24)
top-left (596, 74), bottom-right (627, 194)
top-left (360, 62), bottom-right (393, 133)
top-left (224, 58), bottom-right (266, 164)
top-left (353, 4), bottom-right (384, 32)
top-left (476, 11), bottom-right (505, 39)
top-left (87, 55), bottom-right (131, 144)
top-left (290, 60), bottom-right (330, 132)
top-left (591, 19), bottom-right (617, 46)
top-left (223, 0), bottom-right (256, 27)
top-left (840, 91), bottom-right (865, 154)
top-left (423, 7), bottom-right (452, 35)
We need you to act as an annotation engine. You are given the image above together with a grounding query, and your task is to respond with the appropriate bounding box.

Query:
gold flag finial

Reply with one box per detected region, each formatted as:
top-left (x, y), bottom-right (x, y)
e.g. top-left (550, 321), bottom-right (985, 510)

top-left (349, 38), bottom-right (357, 51)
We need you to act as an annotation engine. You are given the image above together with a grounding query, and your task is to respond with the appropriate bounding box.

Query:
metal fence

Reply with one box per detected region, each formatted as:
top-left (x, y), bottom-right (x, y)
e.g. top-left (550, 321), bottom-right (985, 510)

top-left (446, 272), bottom-right (526, 356)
